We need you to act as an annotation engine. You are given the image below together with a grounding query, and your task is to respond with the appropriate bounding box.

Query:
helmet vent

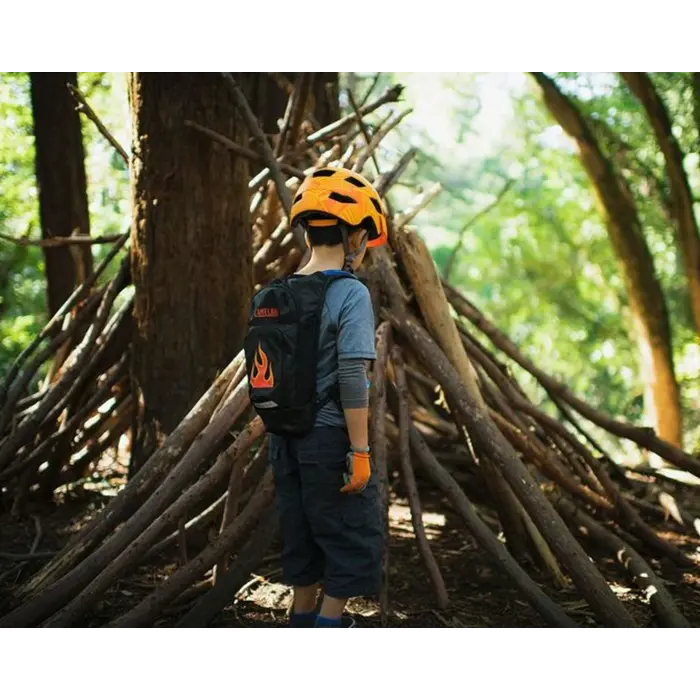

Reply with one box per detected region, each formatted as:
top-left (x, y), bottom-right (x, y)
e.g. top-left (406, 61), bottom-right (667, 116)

top-left (370, 198), bottom-right (383, 214)
top-left (293, 193), bottom-right (303, 203)
top-left (328, 192), bottom-right (356, 204)
top-left (312, 169), bottom-right (336, 177)
top-left (345, 176), bottom-right (366, 188)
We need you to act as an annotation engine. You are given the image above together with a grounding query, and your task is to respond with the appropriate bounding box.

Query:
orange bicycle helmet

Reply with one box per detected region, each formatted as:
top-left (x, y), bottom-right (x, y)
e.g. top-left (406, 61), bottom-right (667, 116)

top-left (290, 167), bottom-right (388, 248)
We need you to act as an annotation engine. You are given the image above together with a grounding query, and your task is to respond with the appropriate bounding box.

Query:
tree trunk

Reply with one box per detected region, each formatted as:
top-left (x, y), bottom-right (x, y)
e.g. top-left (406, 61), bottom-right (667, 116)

top-left (530, 72), bottom-right (683, 448)
top-left (622, 72), bottom-right (700, 336)
top-left (128, 73), bottom-right (253, 470)
top-left (249, 73), bottom-right (292, 134)
top-left (30, 72), bottom-right (92, 318)
top-left (29, 74), bottom-right (96, 507)
top-left (248, 73), bottom-right (339, 134)
top-left (692, 73), bottom-right (700, 158)
top-left (310, 73), bottom-right (340, 124)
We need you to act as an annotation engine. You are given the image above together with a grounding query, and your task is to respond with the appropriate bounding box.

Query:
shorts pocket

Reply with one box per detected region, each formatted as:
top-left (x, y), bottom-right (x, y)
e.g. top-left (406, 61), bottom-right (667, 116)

top-left (297, 437), bottom-right (348, 487)
top-left (341, 502), bottom-right (368, 528)
top-left (269, 438), bottom-right (281, 461)
top-left (269, 436), bottom-right (291, 477)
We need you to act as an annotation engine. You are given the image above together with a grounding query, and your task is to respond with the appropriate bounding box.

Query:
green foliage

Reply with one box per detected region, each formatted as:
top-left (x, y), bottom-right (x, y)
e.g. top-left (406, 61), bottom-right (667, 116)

top-left (0, 73), bottom-right (43, 372)
top-left (0, 72), bottom-right (130, 383)
top-left (2, 71), bottom-right (699, 454)
top-left (344, 72), bottom-right (700, 454)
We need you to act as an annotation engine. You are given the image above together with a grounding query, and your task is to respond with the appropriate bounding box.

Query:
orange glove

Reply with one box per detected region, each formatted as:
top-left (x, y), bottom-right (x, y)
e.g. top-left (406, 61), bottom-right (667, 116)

top-left (341, 449), bottom-right (371, 493)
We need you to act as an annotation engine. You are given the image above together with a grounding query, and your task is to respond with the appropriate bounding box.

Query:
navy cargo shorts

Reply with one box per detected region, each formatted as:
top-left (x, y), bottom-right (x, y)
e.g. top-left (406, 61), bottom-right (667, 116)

top-left (269, 426), bottom-right (383, 599)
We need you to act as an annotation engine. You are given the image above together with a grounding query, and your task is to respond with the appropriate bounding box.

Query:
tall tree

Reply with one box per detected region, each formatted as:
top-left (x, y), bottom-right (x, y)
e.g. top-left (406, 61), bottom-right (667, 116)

top-left (622, 72), bottom-right (700, 336)
top-left (128, 73), bottom-right (253, 469)
top-left (30, 72), bottom-right (92, 317)
top-left (248, 73), bottom-right (339, 134)
top-left (530, 72), bottom-right (683, 448)
top-left (692, 73), bottom-right (700, 155)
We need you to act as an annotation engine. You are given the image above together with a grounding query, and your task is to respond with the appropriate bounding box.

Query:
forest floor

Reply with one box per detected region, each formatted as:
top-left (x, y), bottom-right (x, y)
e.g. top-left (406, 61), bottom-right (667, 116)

top-left (2, 459), bottom-right (700, 627)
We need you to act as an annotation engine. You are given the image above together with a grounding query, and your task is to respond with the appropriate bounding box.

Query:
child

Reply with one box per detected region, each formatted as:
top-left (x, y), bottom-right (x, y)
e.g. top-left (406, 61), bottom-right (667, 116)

top-left (245, 167), bottom-right (388, 628)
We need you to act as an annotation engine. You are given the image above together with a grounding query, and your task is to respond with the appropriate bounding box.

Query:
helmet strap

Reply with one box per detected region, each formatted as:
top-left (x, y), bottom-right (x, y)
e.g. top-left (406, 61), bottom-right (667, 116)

top-left (340, 224), bottom-right (368, 273)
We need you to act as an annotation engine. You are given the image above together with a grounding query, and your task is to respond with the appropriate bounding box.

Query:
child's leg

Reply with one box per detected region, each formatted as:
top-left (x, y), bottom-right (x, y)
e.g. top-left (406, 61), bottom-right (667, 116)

top-left (270, 436), bottom-right (324, 626)
top-left (293, 583), bottom-right (320, 613)
top-left (298, 427), bottom-right (383, 625)
top-left (318, 594), bottom-right (348, 619)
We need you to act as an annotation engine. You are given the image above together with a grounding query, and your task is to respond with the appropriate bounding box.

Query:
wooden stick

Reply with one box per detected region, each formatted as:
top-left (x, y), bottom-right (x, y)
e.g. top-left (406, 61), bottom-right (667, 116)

top-left (221, 73), bottom-right (306, 252)
top-left (68, 84), bottom-right (129, 164)
top-left (145, 493), bottom-right (226, 561)
top-left (556, 498), bottom-right (690, 627)
top-left (393, 183), bottom-right (443, 230)
top-left (491, 411), bottom-right (615, 512)
top-left (0, 260), bottom-right (129, 472)
top-left (4, 350), bottom-right (246, 618)
top-left (107, 471), bottom-right (275, 628)
top-left (445, 283), bottom-right (700, 477)
top-left (385, 306), bottom-right (636, 627)
top-left (45, 416), bottom-right (264, 628)
top-left (277, 74), bottom-right (312, 156)
top-left (347, 87), bottom-right (381, 175)
top-left (0, 232), bottom-right (123, 248)
top-left (176, 507), bottom-right (279, 627)
top-left (370, 322), bottom-right (392, 627)
top-left (305, 84), bottom-right (404, 146)
top-left (186, 120), bottom-right (306, 181)
top-left (3, 356), bottom-right (127, 482)
top-left (0, 292), bottom-right (104, 442)
top-left (214, 436), bottom-right (247, 582)
top-left (407, 422), bottom-right (576, 627)
top-left (385, 226), bottom-right (533, 557)
top-left (0, 551), bottom-right (56, 561)
top-left (304, 85), bottom-right (403, 146)
top-left (391, 346), bottom-right (449, 609)
top-left (0, 232), bottom-right (129, 410)
top-left (23, 298), bottom-right (132, 459)
top-left (374, 148), bottom-right (417, 197)
top-left (359, 73), bottom-right (382, 107)
top-left (353, 108), bottom-right (413, 173)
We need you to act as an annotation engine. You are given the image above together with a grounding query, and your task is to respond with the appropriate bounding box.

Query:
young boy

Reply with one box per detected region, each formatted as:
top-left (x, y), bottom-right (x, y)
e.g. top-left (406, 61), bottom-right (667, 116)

top-left (248, 167), bottom-right (388, 628)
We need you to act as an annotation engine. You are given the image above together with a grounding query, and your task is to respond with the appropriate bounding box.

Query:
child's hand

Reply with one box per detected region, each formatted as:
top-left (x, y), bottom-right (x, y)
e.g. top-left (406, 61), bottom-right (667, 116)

top-left (341, 450), bottom-right (371, 493)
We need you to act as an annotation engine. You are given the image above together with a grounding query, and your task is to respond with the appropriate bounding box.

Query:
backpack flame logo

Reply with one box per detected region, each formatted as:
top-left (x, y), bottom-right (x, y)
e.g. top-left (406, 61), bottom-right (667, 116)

top-left (250, 343), bottom-right (274, 389)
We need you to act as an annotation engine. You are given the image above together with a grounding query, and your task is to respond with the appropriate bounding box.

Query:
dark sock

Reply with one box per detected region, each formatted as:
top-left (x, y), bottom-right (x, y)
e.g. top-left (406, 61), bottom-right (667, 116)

top-left (315, 614), bottom-right (342, 628)
top-left (290, 611), bottom-right (317, 628)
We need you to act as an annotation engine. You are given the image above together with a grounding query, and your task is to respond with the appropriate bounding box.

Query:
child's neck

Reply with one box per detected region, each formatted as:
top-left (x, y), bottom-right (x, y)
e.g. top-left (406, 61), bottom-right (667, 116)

top-left (299, 246), bottom-right (346, 274)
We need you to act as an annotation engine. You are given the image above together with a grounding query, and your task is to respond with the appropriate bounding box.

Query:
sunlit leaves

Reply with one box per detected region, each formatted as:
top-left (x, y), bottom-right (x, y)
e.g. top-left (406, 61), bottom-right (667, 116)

top-left (0, 72), bottom-right (130, 381)
top-left (344, 72), bottom-right (699, 450)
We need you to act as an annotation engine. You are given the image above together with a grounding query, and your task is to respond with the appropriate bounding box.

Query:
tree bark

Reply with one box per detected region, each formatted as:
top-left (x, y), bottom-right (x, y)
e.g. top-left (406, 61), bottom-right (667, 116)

top-left (370, 322), bottom-right (392, 627)
top-left (530, 72), bottom-right (683, 448)
top-left (692, 73), bottom-right (700, 158)
top-left (622, 72), bottom-right (700, 336)
top-left (387, 305), bottom-right (637, 627)
top-left (556, 498), bottom-right (690, 627)
top-left (30, 73), bottom-right (92, 317)
top-left (128, 73), bottom-right (253, 470)
top-left (391, 347), bottom-right (449, 609)
top-left (408, 425), bottom-right (576, 627)
top-left (248, 73), bottom-right (338, 135)
top-left (389, 225), bottom-right (531, 557)
top-left (176, 506), bottom-right (279, 627)
top-left (310, 73), bottom-right (340, 125)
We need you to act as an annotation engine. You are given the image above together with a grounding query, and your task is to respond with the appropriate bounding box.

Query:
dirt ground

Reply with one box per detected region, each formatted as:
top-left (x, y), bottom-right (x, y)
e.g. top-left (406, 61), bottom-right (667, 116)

top-left (2, 468), bottom-right (700, 627)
